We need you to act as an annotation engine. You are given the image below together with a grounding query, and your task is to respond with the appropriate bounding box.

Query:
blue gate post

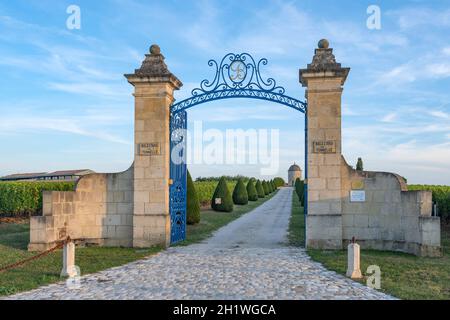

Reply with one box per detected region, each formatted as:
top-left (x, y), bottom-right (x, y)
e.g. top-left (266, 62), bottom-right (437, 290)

top-left (169, 111), bottom-right (188, 244)
top-left (304, 103), bottom-right (308, 247)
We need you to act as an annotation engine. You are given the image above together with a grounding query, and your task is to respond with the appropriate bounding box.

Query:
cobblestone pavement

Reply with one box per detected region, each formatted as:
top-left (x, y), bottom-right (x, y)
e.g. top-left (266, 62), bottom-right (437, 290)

top-left (7, 188), bottom-right (394, 300)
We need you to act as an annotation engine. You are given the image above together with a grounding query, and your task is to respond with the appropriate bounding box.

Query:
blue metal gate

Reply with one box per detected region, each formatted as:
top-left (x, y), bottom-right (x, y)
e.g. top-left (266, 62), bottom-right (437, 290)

top-left (169, 110), bottom-right (187, 244)
top-left (169, 52), bottom-right (307, 245)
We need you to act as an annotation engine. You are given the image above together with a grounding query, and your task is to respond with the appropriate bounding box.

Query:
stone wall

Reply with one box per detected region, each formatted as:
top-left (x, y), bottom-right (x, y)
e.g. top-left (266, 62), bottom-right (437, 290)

top-left (28, 167), bottom-right (134, 251)
top-left (28, 44), bottom-right (181, 251)
top-left (340, 156), bottom-right (441, 257)
top-left (301, 39), bottom-right (441, 257)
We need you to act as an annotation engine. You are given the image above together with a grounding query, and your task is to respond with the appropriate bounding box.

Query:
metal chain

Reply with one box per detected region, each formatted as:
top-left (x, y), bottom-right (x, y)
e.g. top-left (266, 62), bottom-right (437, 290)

top-left (0, 237), bottom-right (70, 273)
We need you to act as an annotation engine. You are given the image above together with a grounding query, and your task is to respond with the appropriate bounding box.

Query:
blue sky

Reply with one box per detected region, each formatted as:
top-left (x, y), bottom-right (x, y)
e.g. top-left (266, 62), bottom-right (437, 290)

top-left (0, 0), bottom-right (449, 184)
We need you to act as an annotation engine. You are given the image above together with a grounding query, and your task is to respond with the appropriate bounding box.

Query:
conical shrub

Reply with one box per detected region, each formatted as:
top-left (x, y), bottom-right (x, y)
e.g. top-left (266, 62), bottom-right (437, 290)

top-left (294, 178), bottom-right (305, 206)
top-left (256, 180), bottom-right (265, 198)
top-left (268, 180), bottom-right (274, 193)
top-left (186, 170), bottom-right (200, 224)
top-left (246, 179), bottom-right (258, 201)
top-left (271, 180), bottom-right (276, 192)
top-left (211, 176), bottom-right (233, 212)
top-left (262, 180), bottom-right (269, 195)
top-left (232, 178), bottom-right (248, 205)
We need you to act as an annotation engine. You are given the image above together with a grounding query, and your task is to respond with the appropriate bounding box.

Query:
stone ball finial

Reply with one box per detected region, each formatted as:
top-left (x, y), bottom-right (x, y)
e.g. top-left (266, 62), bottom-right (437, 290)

top-left (150, 44), bottom-right (161, 55)
top-left (318, 39), bottom-right (329, 49)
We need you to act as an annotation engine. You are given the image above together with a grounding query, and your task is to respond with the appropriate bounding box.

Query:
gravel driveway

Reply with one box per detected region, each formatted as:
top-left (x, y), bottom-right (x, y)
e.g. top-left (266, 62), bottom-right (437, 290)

top-left (7, 187), bottom-right (394, 300)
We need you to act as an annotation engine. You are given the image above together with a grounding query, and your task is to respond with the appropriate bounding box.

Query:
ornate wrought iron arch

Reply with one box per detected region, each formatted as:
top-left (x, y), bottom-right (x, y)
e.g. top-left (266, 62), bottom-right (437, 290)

top-left (169, 53), bottom-right (307, 245)
top-left (170, 53), bottom-right (307, 114)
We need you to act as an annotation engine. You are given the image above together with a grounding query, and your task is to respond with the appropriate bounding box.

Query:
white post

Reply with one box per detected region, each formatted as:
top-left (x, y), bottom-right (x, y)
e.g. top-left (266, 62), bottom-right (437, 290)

top-left (346, 242), bottom-right (362, 279)
top-left (60, 241), bottom-right (77, 278)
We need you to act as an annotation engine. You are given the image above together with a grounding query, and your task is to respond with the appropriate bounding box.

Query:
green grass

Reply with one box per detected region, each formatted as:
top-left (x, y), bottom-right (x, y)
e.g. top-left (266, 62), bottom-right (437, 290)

top-left (0, 189), bottom-right (279, 296)
top-left (0, 222), bottom-right (161, 296)
top-left (288, 193), bottom-right (305, 247)
top-left (178, 190), bottom-right (279, 246)
top-left (289, 201), bottom-right (450, 299)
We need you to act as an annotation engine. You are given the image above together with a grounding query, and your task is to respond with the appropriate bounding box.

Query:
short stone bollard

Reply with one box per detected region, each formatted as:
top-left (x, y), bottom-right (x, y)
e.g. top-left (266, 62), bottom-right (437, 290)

top-left (346, 238), bottom-right (362, 279)
top-left (60, 239), bottom-right (77, 278)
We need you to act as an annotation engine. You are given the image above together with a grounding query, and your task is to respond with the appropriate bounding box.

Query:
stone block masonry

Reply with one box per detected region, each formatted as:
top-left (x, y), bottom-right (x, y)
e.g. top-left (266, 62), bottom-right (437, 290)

top-left (300, 39), bottom-right (441, 257)
top-left (29, 40), bottom-right (441, 257)
top-left (28, 44), bottom-right (182, 251)
top-left (28, 168), bottom-right (134, 251)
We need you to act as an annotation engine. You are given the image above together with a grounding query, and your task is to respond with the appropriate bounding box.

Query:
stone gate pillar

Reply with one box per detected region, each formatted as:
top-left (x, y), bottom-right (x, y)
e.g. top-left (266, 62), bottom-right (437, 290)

top-left (299, 39), bottom-right (350, 249)
top-left (125, 45), bottom-right (182, 248)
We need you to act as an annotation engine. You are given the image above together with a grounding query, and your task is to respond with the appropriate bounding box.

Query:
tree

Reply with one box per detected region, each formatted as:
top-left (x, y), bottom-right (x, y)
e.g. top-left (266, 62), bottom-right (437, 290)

top-left (211, 176), bottom-right (233, 212)
top-left (356, 157), bottom-right (363, 171)
top-left (262, 180), bottom-right (269, 195)
top-left (256, 180), bottom-right (265, 198)
top-left (246, 179), bottom-right (258, 201)
top-left (232, 178), bottom-right (249, 205)
top-left (186, 170), bottom-right (200, 224)
top-left (273, 177), bottom-right (285, 188)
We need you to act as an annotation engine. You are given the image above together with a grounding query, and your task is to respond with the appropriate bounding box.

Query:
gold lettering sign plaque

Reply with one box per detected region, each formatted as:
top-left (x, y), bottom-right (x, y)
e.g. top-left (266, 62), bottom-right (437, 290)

top-left (312, 140), bottom-right (336, 154)
top-left (139, 143), bottom-right (161, 156)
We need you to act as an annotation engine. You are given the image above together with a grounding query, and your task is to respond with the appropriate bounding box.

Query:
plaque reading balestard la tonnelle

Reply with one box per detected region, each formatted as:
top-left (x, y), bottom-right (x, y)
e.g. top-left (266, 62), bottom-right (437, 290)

top-left (138, 143), bottom-right (161, 156)
top-left (312, 140), bottom-right (336, 153)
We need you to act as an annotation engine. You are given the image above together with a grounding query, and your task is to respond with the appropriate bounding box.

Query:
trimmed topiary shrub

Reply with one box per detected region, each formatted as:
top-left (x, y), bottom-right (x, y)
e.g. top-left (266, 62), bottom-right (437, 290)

top-left (246, 179), bottom-right (258, 201)
top-left (356, 157), bottom-right (363, 171)
top-left (273, 177), bottom-right (285, 188)
top-left (186, 170), bottom-right (200, 224)
top-left (271, 180), bottom-right (276, 191)
top-left (269, 180), bottom-right (274, 193)
top-left (262, 180), bottom-right (269, 195)
top-left (211, 176), bottom-right (233, 212)
top-left (232, 178), bottom-right (248, 205)
top-left (256, 180), bottom-right (265, 198)
top-left (294, 178), bottom-right (305, 206)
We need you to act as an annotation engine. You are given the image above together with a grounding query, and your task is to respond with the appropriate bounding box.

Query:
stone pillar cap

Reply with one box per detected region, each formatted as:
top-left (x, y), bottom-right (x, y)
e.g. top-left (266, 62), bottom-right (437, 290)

top-left (299, 39), bottom-right (350, 87)
top-left (125, 44), bottom-right (182, 89)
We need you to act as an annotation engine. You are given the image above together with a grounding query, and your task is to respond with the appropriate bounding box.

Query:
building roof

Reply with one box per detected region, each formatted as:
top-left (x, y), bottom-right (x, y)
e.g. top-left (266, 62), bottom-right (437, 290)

top-left (0, 169), bottom-right (94, 181)
top-left (43, 169), bottom-right (93, 177)
top-left (288, 163), bottom-right (302, 172)
top-left (0, 172), bottom-right (47, 180)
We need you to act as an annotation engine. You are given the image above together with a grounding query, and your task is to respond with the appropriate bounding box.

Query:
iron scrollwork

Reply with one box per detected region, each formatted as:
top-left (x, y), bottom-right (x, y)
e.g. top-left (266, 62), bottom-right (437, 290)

top-left (192, 53), bottom-right (285, 95)
top-left (170, 53), bottom-right (306, 114)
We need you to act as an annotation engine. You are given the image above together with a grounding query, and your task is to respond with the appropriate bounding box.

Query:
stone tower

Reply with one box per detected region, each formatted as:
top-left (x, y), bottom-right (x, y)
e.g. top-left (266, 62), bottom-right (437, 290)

top-left (288, 163), bottom-right (302, 186)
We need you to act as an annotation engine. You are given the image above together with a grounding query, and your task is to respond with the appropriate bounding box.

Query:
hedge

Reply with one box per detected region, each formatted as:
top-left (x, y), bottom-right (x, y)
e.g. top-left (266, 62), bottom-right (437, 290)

top-left (273, 177), bottom-right (285, 188)
top-left (0, 181), bottom-right (75, 217)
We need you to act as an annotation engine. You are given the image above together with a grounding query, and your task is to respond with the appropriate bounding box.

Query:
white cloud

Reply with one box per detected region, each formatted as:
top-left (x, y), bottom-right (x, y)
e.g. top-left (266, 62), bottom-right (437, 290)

top-left (0, 115), bottom-right (131, 145)
top-left (47, 82), bottom-right (128, 98)
top-left (425, 63), bottom-right (450, 78)
top-left (381, 112), bottom-right (397, 123)
top-left (390, 8), bottom-right (450, 30)
top-left (429, 110), bottom-right (450, 119)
